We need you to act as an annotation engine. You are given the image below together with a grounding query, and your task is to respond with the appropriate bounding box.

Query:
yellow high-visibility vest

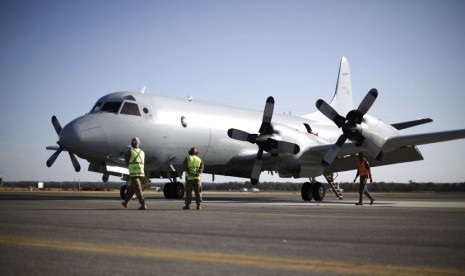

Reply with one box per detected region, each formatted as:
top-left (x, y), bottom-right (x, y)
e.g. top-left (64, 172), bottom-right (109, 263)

top-left (186, 155), bottom-right (202, 180)
top-left (129, 148), bottom-right (145, 177)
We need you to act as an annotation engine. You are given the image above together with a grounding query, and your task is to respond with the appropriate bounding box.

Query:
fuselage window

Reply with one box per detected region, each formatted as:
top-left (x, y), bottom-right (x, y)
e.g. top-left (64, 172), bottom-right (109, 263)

top-left (90, 102), bottom-right (103, 113)
top-left (101, 102), bottom-right (122, 113)
top-left (120, 102), bottom-right (141, 116)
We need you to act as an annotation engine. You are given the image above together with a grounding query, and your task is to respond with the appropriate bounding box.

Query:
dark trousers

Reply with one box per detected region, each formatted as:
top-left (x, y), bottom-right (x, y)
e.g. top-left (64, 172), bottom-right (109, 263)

top-left (358, 176), bottom-right (374, 203)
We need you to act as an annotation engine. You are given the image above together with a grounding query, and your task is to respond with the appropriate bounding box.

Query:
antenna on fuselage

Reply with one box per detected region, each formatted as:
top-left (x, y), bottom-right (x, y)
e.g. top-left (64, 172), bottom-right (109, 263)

top-left (186, 95), bottom-right (193, 102)
top-left (140, 86), bottom-right (146, 94)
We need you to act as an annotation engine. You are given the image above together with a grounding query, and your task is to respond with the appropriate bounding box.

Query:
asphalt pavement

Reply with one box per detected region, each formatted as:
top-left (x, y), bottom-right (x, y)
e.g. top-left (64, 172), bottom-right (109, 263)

top-left (0, 190), bottom-right (464, 276)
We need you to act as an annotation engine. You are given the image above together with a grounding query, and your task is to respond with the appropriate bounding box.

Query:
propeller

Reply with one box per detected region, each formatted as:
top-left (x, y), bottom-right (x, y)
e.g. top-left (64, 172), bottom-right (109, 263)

top-left (228, 97), bottom-right (300, 185)
top-left (316, 88), bottom-right (383, 167)
top-left (46, 115), bottom-right (81, 172)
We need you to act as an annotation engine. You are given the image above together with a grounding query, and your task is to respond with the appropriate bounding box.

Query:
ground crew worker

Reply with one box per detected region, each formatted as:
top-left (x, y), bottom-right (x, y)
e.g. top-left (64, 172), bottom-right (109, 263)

top-left (122, 137), bottom-right (147, 210)
top-left (183, 147), bottom-right (204, 210)
top-left (353, 152), bottom-right (375, 205)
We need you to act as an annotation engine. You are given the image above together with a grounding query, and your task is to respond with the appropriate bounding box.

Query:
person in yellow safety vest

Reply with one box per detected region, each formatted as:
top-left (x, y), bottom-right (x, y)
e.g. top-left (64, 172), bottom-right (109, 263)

top-left (353, 152), bottom-right (375, 205)
top-left (122, 137), bottom-right (147, 210)
top-left (183, 147), bottom-right (204, 210)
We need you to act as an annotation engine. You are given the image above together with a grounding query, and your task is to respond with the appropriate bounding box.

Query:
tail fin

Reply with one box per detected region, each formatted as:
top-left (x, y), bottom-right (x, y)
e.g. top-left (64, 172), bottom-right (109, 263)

top-left (301, 57), bottom-right (353, 119)
top-left (329, 56), bottom-right (353, 116)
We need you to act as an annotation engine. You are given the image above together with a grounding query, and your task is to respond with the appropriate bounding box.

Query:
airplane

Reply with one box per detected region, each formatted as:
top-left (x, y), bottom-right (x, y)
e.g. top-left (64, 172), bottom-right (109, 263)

top-left (46, 57), bottom-right (465, 201)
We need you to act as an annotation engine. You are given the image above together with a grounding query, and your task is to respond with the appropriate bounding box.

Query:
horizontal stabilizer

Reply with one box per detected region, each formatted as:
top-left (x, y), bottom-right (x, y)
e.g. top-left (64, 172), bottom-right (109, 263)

top-left (391, 118), bottom-right (433, 130)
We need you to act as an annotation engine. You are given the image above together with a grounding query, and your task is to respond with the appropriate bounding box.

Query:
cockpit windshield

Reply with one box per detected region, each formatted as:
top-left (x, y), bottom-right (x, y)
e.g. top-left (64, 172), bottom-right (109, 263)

top-left (90, 102), bottom-right (102, 112)
top-left (120, 102), bottom-right (141, 116)
top-left (101, 102), bottom-right (123, 113)
top-left (90, 100), bottom-right (141, 116)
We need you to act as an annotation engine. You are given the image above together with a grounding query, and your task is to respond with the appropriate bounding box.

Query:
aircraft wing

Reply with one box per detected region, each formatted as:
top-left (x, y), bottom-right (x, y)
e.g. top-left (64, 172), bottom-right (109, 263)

top-left (302, 129), bottom-right (465, 174)
top-left (383, 129), bottom-right (465, 151)
top-left (306, 142), bottom-right (359, 158)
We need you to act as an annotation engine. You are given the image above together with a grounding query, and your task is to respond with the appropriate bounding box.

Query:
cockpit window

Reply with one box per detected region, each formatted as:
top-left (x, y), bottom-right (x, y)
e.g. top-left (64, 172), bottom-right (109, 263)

top-left (91, 102), bottom-right (103, 113)
top-left (120, 102), bottom-right (141, 116)
top-left (101, 102), bottom-right (122, 113)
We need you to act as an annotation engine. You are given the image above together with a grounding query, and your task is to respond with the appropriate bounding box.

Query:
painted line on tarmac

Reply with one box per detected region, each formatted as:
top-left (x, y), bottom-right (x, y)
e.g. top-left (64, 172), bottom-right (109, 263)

top-left (202, 200), bottom-right (465, 208)
top-left (0, 235), bottom-right (462, 276)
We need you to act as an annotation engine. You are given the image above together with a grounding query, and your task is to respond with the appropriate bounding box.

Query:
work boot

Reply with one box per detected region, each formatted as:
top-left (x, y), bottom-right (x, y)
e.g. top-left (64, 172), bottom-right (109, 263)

top-left (355, 202), bottom-right (363, 205)
top-left (370, 198), bottom-right (375, 205)
top-left (197, 205), bottom-right (201, 210)
top-left (183, 205), bottom-right (190, 210)
top-left (138, 201), bottom-right (147, 210)
top-left (122, 201), bottom-right (129, 208)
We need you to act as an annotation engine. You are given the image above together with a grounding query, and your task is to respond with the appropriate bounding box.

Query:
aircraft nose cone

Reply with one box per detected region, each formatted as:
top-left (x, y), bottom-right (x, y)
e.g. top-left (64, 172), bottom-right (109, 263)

top-left (59, 115), bottom-right (107, 156)
top-left (59, 120), bottom-right (81, 152)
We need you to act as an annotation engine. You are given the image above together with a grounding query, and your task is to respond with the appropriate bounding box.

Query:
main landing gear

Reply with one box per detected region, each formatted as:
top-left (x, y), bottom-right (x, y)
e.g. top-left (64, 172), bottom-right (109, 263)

top-left (301, 174), bottom-right (344, 201)
top-left (301, 181), bottom-right (325, 201)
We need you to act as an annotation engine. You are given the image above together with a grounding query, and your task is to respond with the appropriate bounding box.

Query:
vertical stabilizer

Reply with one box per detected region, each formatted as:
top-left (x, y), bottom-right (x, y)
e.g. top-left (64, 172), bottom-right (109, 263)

top-left (329, 56), bottom-right (353, 116)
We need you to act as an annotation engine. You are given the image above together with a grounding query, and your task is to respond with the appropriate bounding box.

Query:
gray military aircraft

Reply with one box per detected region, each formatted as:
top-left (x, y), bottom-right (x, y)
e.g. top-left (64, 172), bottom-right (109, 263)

top-left (46, 57), bottom-right (465, 201)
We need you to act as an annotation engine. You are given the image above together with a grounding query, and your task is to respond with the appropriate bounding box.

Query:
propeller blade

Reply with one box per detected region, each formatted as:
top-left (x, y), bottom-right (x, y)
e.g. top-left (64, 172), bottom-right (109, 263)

top-left (228, 128), bottom-right (253, 142)
top-left (271, 139), bottom-right (300, 154)
top-left (357, 88), bottom-right (378, 115)
top-left (46, 148), bottom-right (63, 167)
top-left (250, 149), bottom-right (263, 185)
top-left (316, 99), bottom-right (346, 128)
top-left (262, 96), bottom-right (274, 124)
top-left (68, 152), bottom-right (81, 172)
top-left (361, 138), bottom-right (384, 161)
top-left (321, 135), bottom-right (347, 167)
top-left (51, 115), bottom-right (62, 135)
top-left (69, 152), bottom-right (81, 172)
top-left (259, 96), bottom-right (274, 134)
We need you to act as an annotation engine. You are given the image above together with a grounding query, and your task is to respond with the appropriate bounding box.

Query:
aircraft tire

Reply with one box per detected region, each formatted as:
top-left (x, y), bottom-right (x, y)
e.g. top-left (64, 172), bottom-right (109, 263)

top-left (301, 182), bottom-right (313, 201)
top-left (174, 182), bottom-right (185, 199)
top-left (312, 182), bottom-right (326, 201)
top-left (120, 185), bottom-right (128, 200)
top-left (163, 183), bottom-right (174, 199)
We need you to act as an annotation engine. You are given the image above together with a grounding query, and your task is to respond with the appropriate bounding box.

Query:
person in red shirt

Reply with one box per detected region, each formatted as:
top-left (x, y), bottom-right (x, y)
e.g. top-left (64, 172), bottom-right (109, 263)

top-left (353, 152), bottom-right (375, 205)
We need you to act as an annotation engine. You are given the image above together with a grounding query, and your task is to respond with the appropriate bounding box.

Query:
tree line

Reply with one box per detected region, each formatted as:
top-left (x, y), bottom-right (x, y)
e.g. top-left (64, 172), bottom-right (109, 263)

top-left (2, 181), bottom-right (465, 192)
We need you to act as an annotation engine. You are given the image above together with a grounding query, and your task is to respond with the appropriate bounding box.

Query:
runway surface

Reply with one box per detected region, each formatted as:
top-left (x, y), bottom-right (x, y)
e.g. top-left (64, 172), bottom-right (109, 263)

top-left (0, 190), bottom-right (464, 276)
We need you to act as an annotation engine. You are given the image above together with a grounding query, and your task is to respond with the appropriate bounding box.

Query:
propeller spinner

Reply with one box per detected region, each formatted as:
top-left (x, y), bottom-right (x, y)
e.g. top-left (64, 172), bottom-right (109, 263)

top-left (227, 97), bottom-right (300, 185)
top-left (316, 88), bottom-right (383, 167)
top-left (46, 115), bottom-right (81, 172)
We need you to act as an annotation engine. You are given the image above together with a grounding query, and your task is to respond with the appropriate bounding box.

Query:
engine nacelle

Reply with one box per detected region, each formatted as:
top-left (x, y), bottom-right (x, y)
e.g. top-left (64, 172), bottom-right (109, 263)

top-left (360, 114), bottom-right (400, 150)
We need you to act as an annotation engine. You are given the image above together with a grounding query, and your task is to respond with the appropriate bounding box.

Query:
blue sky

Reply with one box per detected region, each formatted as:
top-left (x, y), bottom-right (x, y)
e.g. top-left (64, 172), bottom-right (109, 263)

top-left (0, 0), bottom-right (464, 183)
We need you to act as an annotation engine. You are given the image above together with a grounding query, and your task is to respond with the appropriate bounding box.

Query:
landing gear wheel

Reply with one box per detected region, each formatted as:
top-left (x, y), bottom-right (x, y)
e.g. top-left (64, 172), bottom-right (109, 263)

top-left (301, 182), bottom-right (313, 201)
top-left (163, 182), bottom-right (174, 199)
top-left (174, 182), bottom-right (185, 199)
top-left (312, 182), bottom-right (326, 201)
top-left (120, 184), bottom-right (128, 200)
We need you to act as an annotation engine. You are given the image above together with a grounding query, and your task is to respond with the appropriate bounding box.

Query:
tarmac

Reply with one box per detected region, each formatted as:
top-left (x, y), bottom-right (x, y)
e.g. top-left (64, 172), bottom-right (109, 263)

top-left (0, 190), bottom-right (464, 276)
